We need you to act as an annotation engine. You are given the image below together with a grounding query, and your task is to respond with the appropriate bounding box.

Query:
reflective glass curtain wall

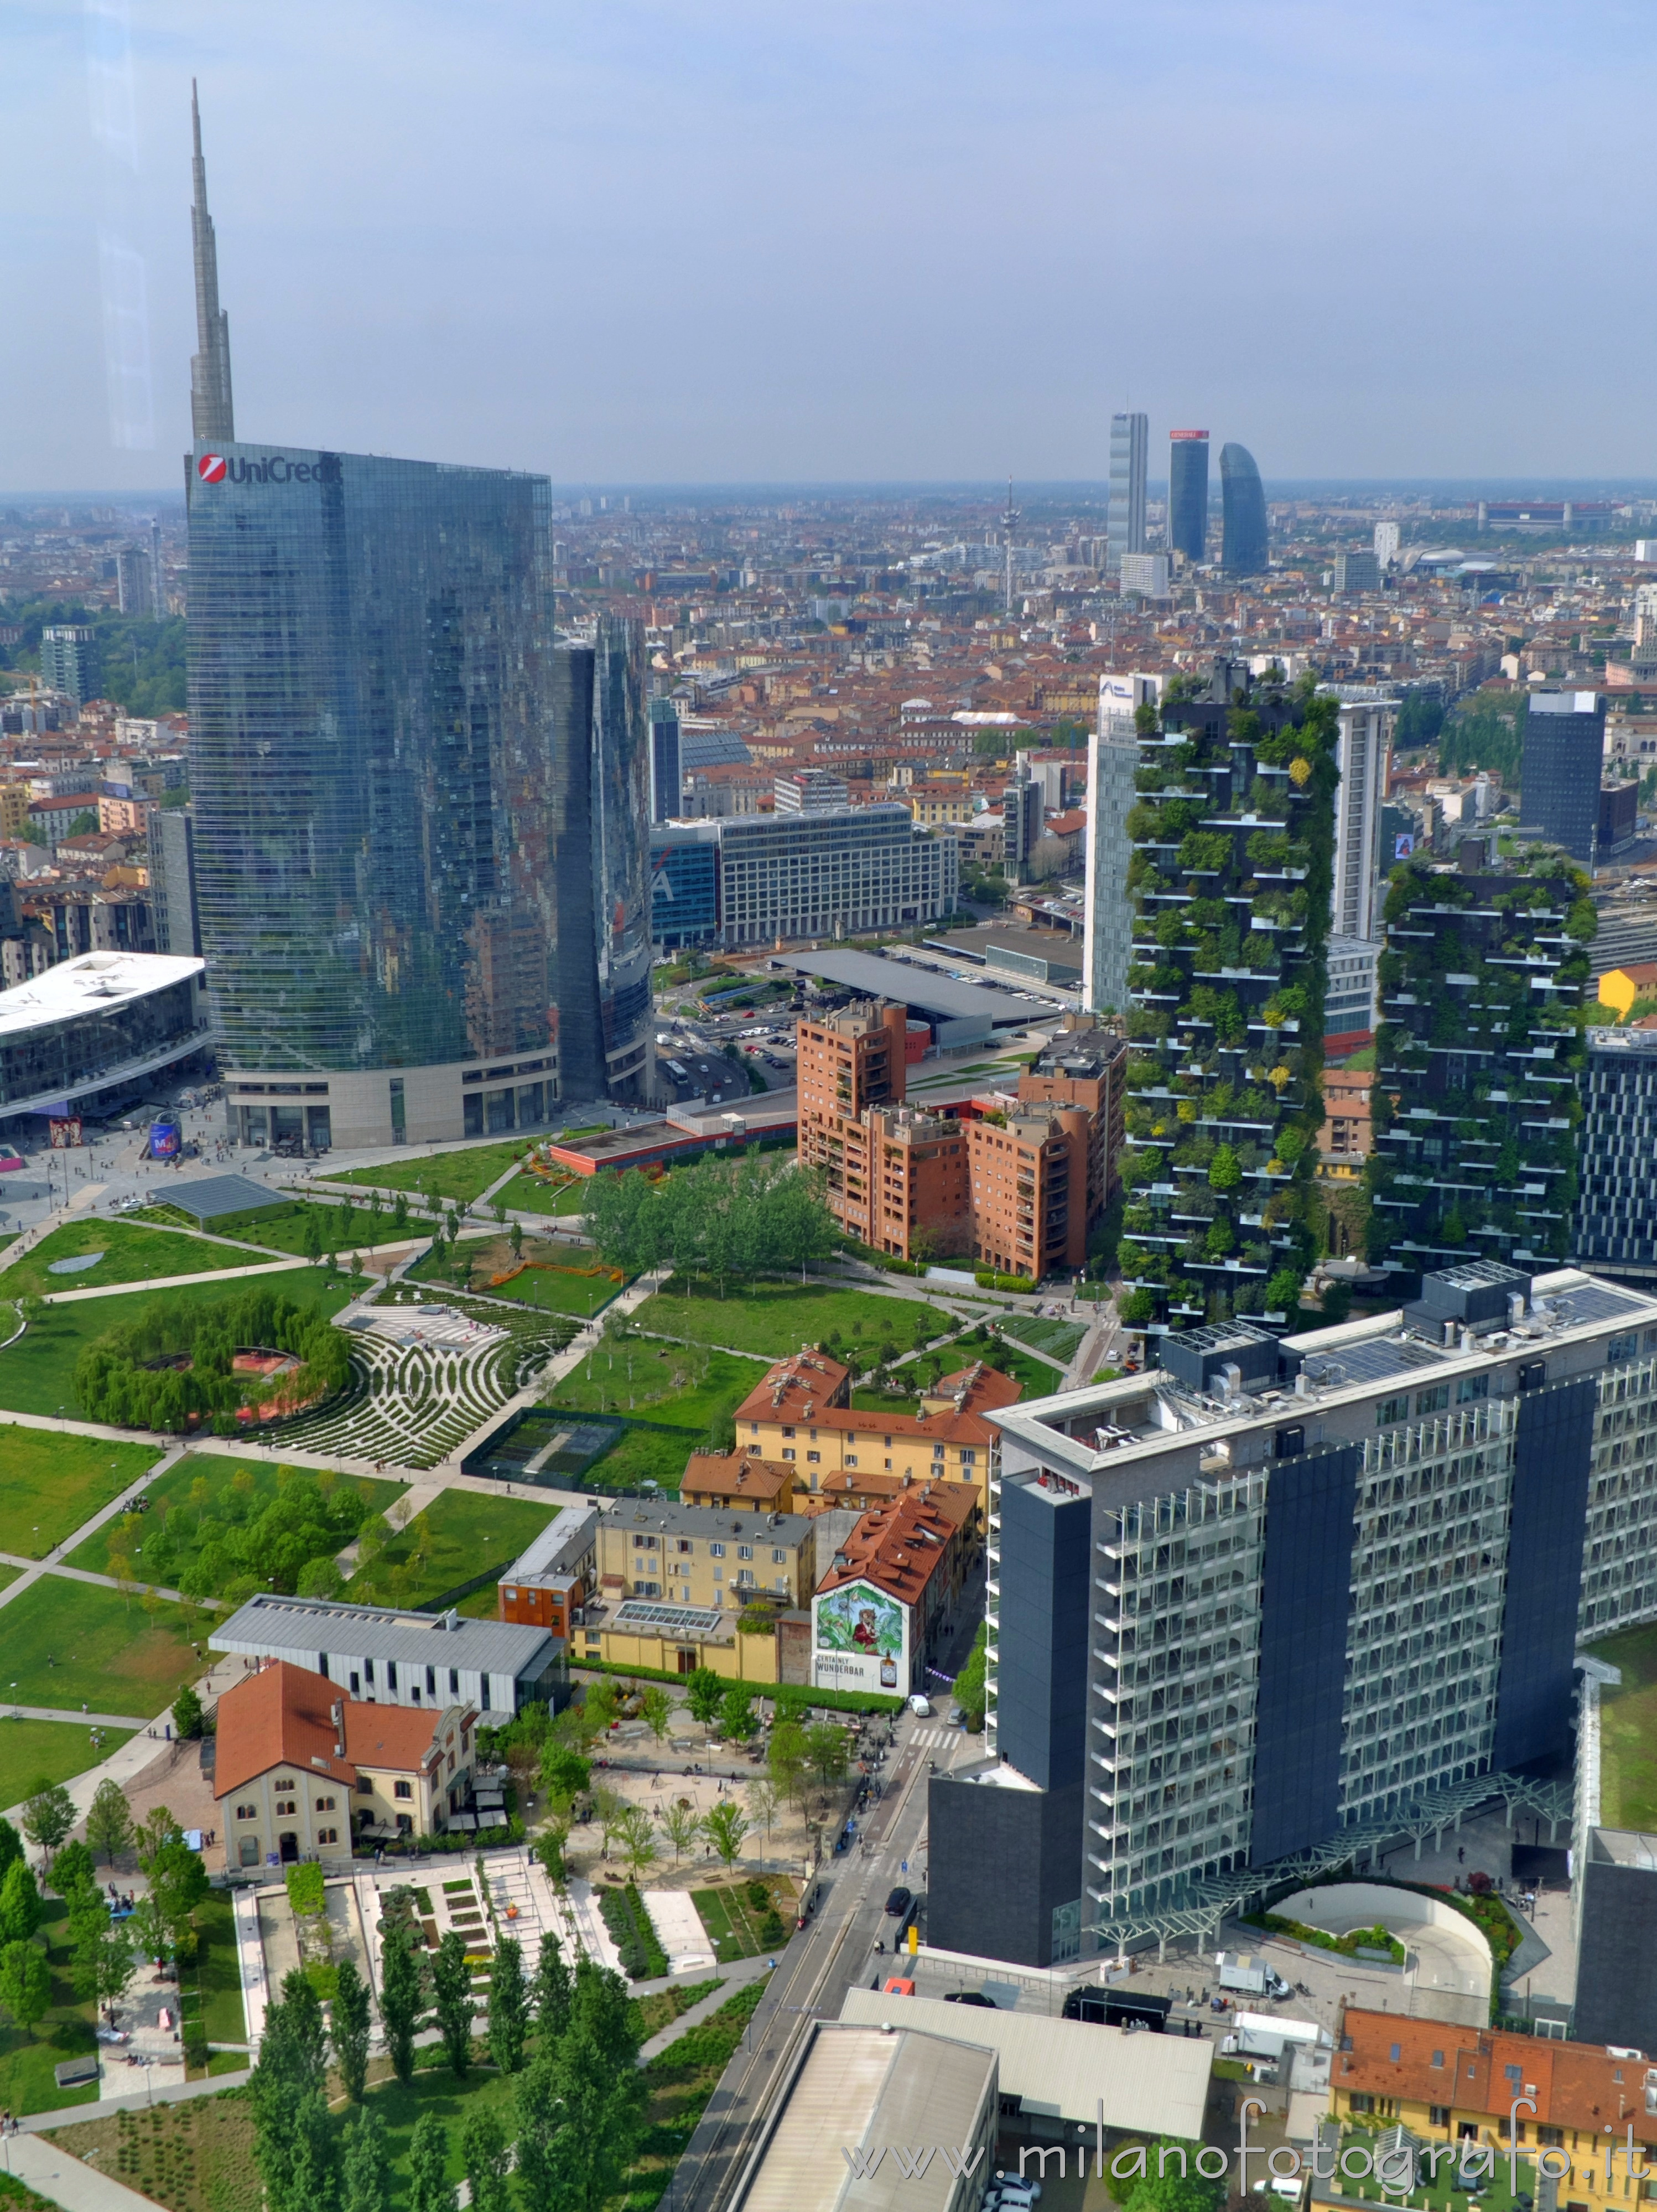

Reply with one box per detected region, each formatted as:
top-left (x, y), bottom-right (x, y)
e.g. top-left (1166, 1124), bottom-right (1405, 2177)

top-left (1167, 431), bottom-right (1209, 562)
top-left (1220, 442), bottom-right (1269, 574)
top-left (187, 442), bottom-right (558, 1075)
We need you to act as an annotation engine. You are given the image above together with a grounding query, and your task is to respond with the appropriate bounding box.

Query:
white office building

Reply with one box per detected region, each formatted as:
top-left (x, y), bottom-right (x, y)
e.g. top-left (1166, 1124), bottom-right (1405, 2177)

top-left (1119, 552), bottom-right (1171, 598)
top-left (1324, 933), bottom-right (1380, 1043)
top-left (1084, 673), bottom-right (1160, 1019)
top-left (1321, 685), bottom-right (1397, 942)
top-left (1108, 412), bottom-right (1149, 576)
top-left (712, 804), bottom-right (957, 947)
top-left (1373, 520), bottom-right (1401, 568)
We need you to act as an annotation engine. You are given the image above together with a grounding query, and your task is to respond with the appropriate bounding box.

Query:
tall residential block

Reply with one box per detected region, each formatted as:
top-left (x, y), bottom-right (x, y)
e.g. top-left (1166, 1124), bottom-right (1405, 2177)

top-left (116, 543), bottom-right (158, 619)
top-left (1333, 549), bottom-right (1380, 593)
top-left (929, 1260), bottom-right (1657, 1965)
top-left (1521, 690), bottom-right (1608, 863)
top-left (1324, 685), bottom-right (1396, 944)
top-left (1219, 442), bottom-right (1268, 574)
top-left (1368, 849), bottom-right (1592, 1274)
top-left (1167, 431), bottom-right (1209, 563)
top-left (1002, 755), bottom-right (1042, 879)
top-left (150, 809), bottom-right (201, 957)
top-left (1084, 673), bottom-right (1157, 1019)
top-left (1373, 520), bottom-right (1401, 568)
top-left (1107, 412), bottom-right (1148, 574)
top-left (647, 697), bottom-right (681, 825)
top-left (39, 627), bottom-right (100, 709)
top-left (1119, 664), bottom-right (1339, 1330)
top-left (1572, 1025), bottom-right (1657, 1280)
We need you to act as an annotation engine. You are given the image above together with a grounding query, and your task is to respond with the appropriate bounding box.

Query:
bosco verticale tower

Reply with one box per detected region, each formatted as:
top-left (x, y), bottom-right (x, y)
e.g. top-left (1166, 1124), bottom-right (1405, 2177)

top-left (1116, 660), bottom-right (1339, 1335)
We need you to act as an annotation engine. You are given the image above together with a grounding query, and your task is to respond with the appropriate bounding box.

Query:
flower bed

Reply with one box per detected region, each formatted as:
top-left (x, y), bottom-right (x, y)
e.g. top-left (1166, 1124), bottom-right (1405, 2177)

top-left (1247, 1909), bottom-right (1405, 1964)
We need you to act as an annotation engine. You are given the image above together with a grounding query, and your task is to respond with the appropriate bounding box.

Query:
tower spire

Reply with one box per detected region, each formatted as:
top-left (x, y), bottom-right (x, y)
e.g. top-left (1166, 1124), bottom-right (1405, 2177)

top-left (189, 79), bottom-right (235, 445)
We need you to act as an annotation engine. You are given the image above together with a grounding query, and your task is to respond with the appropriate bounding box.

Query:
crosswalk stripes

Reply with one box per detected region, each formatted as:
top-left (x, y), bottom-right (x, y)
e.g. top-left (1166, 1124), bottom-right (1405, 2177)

top-left (910, 1726), bottom-right (964, 1750)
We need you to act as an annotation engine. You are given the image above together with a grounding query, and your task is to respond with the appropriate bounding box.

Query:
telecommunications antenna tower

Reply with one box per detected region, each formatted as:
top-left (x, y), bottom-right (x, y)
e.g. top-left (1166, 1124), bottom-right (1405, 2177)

top-left (1001, 477), bottom-right (1020, 616)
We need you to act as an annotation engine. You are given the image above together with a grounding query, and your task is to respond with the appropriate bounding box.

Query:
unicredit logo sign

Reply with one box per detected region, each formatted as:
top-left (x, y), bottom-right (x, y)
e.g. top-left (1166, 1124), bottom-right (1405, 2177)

top-left (195, 452), bottom-right (341, 486)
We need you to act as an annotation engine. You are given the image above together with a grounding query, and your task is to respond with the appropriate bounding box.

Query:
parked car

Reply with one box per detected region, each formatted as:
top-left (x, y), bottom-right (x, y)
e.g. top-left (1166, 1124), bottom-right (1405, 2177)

top-left (943, 1990), bottom-right (996, 2007)
top-left (884, 1886), bottom-right (913, 1918)
top-left (907, 1693), bottom-right (932, 1717)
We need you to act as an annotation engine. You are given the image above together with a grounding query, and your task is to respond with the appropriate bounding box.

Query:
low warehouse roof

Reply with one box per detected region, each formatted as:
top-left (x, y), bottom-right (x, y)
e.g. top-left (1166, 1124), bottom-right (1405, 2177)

top-left (772, 949), bottom-right (1050, 1027)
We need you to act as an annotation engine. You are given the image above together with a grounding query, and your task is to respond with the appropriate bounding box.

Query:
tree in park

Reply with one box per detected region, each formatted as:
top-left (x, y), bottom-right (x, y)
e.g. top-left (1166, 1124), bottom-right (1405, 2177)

top-left (432, 1928), bottom-right (475, 2077)
top-left (0, 1941), bottom-right (50, 2031)
top-left (0, 1862), bottom-right (43, 1948)
top-left (537, 1743), bottom-right (588, 1814)
top-left (638, 1684), bottom-right (672, 1744)
top-left (139, 1818), bottom-right (209, 1958)
top-left (719, 1686), bottom-right (759, 1744)
top-left (20, 1783), bottom-right (76, 1861)
top-left (767, 1719), bottom-right (809, 1809)
top-left (378, 1920), bottom-right (423, 2085)
top-left (583, 1676), bottom-right (621, 1735)
top-left (746, 1778), bottom-right (780, 1845)
top-left (70, 1895), bottom-right (135, 2021)
top-left (590, 1784), bottom-right (627, 1859)
top-left (659, 1800), bottom-right (703, 1864)
top-left (684, 1666), bottom-right (724, 1737)
top-left (487, 1934), bottom-right (528, 2075)
top-left (515, 1956), bottom-right (646, 2212)
top-left (248, 1969), bottom-right (334, 2212)
top-left (0, 1819), bottom-right (23, 1879)
top-left (703, 1800), bottom-right (750, 1871)
top-left (341, 2108), bottom-right (390, 2212)
top-left (462, 2107), bottom-right (513, 2212)
top-left (331, 1957), bottom-right (372, 2103)
top-left (172, 1683), bottom-right (206, 1739)
top-left (48, 1840), bottom-right (95, 1900)
top-left (407, 2110), bottom-right (458, 2212)
top-left (614, 1804), bottom-right (659, 1883)
top-left (303, 1208), bottom-right (324, 1263)
top-left (531, 1928), bottom-right (572, 2042)
top-left (804, 1721), bottom-right (850, 1793)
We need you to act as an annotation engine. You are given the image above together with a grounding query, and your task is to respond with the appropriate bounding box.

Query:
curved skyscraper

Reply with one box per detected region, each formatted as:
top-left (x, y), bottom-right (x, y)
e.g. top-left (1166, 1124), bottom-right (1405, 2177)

top-left (1220, 442), bottom-right (1269, 573)
top-left (1167, 430), bottom-right (1209, 562)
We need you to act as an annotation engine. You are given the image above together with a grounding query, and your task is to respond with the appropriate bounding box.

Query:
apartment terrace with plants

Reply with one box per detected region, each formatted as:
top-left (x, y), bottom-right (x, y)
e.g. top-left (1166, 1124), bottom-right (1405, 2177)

top-left (1116, 664), bottom-right (1339, 1335)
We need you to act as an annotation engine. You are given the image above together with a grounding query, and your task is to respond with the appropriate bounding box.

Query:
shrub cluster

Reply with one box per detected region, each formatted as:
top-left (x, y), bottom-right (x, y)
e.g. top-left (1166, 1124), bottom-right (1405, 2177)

top-left (74, 1284), bottom-right (351, 1433)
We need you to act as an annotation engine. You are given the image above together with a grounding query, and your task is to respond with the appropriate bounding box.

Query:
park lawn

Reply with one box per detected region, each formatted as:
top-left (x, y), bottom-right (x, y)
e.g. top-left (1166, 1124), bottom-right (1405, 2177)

top-left (496, 1169), bottom-right (593, 1216)
top-left (583, 1428), bottom-right (694, 1493)
top-left (547, 1341), bottom-right (768, 1428)
top-left (180, 1890), bottom-right (246, 2063)
top-left (410, 1234), bottom-right (625, 1317)
top-left (50, 2090), bottom-right (261, 2209)
top-left (0, 1717), bottom-right (129, 1809)
top-left (975, 1340), bottom-right (1058, 1398)
top-left (0, 1578), bottom-right (205, 1716)
top-left (64, 1454), bottom-right (403, 1580)
top-left (0, 1269), bottom-right (365, 1420)
top-left (1588, 1619), bottom-right (1657, 1827)
top-left (633, 1977), bottom-right (724, 2042)
top-left (345, 1488), bottom-right (564, 1608)
top-left (0, 1897), bottom-right (102, 2122)
top-left (329, 1138), bottom-right (539, 1203)
top-left (690, 1879), bottom-right (792, 1961)
top-left (641, 1279), bottom-right (954, 1361)
top-left (0, 1428), bottom-right (160, 1555)
top-left (2, 1218), bottom-right (266, 1301)
top-left (164, 1197), bottom-right (389, 1259)
top-left (1001, 1313), bottom-right (1085, 1363)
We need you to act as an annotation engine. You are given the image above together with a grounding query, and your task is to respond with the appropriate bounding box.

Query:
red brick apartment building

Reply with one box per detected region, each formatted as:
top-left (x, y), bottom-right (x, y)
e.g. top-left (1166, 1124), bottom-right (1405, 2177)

top-left (797, 999), bottom-right (1122, 1280)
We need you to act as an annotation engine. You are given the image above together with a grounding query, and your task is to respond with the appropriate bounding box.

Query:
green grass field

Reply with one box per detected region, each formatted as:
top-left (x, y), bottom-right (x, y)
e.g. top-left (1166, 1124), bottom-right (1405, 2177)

top-left (691, 1878), bottom-right (792, 1960)
top-left (970, 1340), bottom-right (1055, 1398)
top-left (1588, 1620), bottom-right (1657, 1827)
top-left (345, 1488), bottom-right (563, 1608)
top-left (583, 1427), bottom-right (697, 1493)
top-left (181, 1889), bottom-right (247, 2058)
top-left (0, 1716), bottom-right (129, 1808)
top-left (0, 1429), bottom-right (159, 1555)
top-left (0, 1579), bottom-right (204, 1716)
top-left (2, 1218), bottom-right (268, 1301)
top-left (1000, 1313), bottom-right (1086, 1364)
top-left (64, 1454), bottom-right (403, 1581)
top-left (150, 1195), bottom-right (393, 1259)
top-left (640, 1280), bottom-right (953, 1361)
top-left (546, 1340), bottom-right (768, 1429)
top-left (0, 1269), bottom-right (365, 1420)
top-left (329, 1138), bottom-right (539, 1203)
top-left (496, 1169), bottom-right (593, 1217)
top-left (409, 1235), bottom-right (624, 1316)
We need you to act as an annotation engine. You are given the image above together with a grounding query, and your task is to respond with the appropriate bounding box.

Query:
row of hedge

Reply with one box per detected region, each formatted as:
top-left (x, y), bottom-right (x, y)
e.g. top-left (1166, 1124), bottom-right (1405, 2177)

top-left (568, 1659), bottom-right (903, 1715)
top-left (600, 1881), bottom-right (670, 1980)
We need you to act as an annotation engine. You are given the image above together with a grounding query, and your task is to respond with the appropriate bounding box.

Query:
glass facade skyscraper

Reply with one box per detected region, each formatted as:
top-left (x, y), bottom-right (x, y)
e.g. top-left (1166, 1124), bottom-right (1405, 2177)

top-left (188, 441), bottom-right (651, 1147)
top-left (1219, 441), bottom-right (1269, 573)
top-left (1167, 430), bottom-right (1209, 562)
top-left (1107, 412), bottom-right (1147, 575)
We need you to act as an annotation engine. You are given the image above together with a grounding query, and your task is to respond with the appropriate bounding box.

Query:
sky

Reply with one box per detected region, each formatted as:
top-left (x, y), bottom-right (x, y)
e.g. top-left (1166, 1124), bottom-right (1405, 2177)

top-left (7, 0), bottom-right (1657, 493)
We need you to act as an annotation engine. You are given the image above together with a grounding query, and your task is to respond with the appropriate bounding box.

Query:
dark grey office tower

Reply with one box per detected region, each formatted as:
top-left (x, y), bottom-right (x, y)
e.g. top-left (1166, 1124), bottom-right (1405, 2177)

top-left (188, 442), bottom-right (650, 1146)
top-left (1574, 1027), bottom-right (1657, 1279)
top-left (1521, 690), bottom-right (1606, 863)
top-left (1107, 412), bottom-right (1148, 576)
top-left (39, 626), bottom-right (100, 709)
top-left (1220, 442), bottom-right (1268, 573)
top-left (648, 697), bottom-right (682, 825)
top-left (1167, 429), bottom-right (1209, 562)
top-left (150, 809), bottom-right (201, 956)
top-left (188, 84), bottom-right (235, 446)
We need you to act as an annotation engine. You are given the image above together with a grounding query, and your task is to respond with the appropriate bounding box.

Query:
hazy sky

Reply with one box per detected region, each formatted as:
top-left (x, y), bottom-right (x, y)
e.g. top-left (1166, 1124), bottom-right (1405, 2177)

top-left (8, 0), bottom-right (1656, 491)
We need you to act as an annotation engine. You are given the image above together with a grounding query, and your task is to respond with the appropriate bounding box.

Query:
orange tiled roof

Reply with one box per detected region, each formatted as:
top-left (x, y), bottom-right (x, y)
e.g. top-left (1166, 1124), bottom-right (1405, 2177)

top-left (1339, 2007), bottom-right (1657, 2143)
top-left (815, 1489), bottom-right (971, 1606)
top-left (735, 1352), bottom-right (1017, 1445)
top-left (680, 1452), bottom-right (795, 1505)
top-left (214, 1660), bottom-right (357, 1801)
top-left (341, 1700), bottom-right (453, 1776)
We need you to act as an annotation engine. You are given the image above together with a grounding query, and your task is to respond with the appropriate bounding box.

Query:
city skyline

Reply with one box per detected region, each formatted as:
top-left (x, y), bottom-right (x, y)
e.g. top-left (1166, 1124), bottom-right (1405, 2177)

top-left (9, 1), bottom-right (1657, 491)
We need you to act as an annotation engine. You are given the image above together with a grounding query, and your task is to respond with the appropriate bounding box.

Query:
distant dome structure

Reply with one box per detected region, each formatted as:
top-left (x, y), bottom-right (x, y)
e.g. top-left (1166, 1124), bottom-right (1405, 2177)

top-left (1220, 443), bottom-right (1268, 574)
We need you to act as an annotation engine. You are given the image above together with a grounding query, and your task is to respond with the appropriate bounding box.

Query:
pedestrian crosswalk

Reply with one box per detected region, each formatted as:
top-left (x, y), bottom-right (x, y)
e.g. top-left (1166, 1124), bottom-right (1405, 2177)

top-left (910, 1726), bottom-right (964, 1750)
